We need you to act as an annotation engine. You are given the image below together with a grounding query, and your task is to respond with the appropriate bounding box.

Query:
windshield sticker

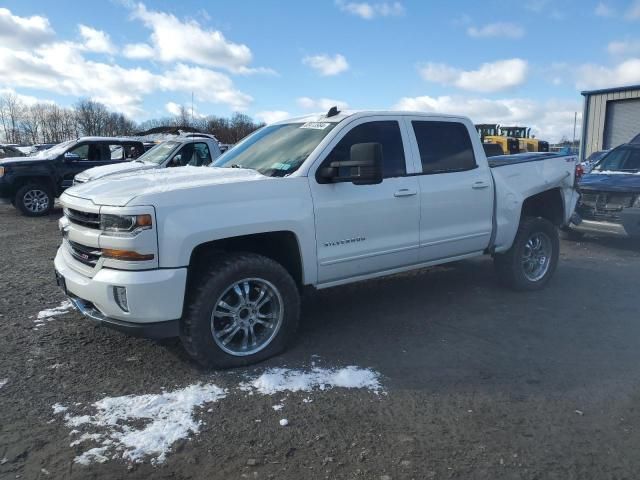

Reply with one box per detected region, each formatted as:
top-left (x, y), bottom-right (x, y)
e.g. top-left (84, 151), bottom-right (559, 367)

top-left (300, 122), bottom-right (331, 130)
top-left (272, 162), bottom-right (292, 171)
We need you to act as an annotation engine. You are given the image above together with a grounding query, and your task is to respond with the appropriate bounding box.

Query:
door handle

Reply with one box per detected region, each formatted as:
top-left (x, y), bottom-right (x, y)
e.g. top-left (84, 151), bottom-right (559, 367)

top-left (394, 189), bottom-right (417, 197)
top-left (472, 181), bottom-right (490, 190)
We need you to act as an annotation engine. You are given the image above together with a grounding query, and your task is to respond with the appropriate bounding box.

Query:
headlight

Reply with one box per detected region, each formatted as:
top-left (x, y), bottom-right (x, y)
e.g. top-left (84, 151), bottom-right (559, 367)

top-left (634, 196), bottom-right (640, 208)
top-left (100, 214), bottom-right (152, 234)
top-left (0, 166), bottom-right (4, 177)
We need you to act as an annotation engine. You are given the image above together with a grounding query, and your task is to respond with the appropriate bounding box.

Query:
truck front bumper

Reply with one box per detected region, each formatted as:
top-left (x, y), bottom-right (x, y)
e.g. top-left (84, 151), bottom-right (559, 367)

top-left (54, 247), bottom-right (187, 338)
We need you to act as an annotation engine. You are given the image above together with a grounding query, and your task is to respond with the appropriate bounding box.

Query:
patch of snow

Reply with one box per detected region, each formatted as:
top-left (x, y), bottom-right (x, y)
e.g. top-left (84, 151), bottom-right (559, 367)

top-left (272, 404), bottom-right (284, 411)
top-left (0, 378), bottom-right (7, 390)
top-left (36, 300), bottom-right (73, 325)
top-left (592, 170), bottom-right (640, 175)
top-left (70, 433), bottom-right (103, 447)
top-left (62, 383), bottom-right (226, 464)
top-left (240, 366), bottom-right (382, 395)
top-left (279, 418), bottom-right (289, 426)
top-left (52, 403), bottom-right (68, 414)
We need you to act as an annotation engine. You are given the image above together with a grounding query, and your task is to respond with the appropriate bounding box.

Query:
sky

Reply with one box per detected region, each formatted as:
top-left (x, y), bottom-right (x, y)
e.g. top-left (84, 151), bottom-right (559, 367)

top-left (1, 0), bottom-right (640, 142)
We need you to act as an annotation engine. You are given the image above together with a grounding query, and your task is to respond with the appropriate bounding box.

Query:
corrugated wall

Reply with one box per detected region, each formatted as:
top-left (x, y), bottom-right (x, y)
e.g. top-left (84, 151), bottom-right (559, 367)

top-left (582, 88), bottom-right (640, 160)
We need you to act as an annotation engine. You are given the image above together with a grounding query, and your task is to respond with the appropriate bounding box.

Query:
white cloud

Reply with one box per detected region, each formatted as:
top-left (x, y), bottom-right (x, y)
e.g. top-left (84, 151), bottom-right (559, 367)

top-left (419, 58), bottom-right (528, 93)
top-left (78, 25), bottom-right (115, 54)
top-left (627, 0), bottom-right (640, 19)
top-left (297, 97), bottom-right (349, 111)
top-left (0, 87), bottom-right (53, 106)
top-left (335, 0), bottom-right (404, 19)
top-left (392, 94), bottom-right (581, 143)
top-left (165, 101), bottom-right (183, 116)
top-left (0, 7), bottom-right (253, 117)
top-left (254, 110), bottom-right (290, 124)
top-left (129, 3), bottom-right (272, 74)
top-left (0, 8), bottom-right (54, 49)
top-left (302, 54), bottom-right (349, 76)
top-left (0, 43), bottom-right (252, 116)
top-left (608, 39), bottom-right (640, 56)
top-left (467, 23), bottom-right (525, 39)
top-left (576, 58), bottom-right (640, 89)
top-left (595, 2), bottom-right (615, 17)
top-left (122, 43), bottom-right (155, 59)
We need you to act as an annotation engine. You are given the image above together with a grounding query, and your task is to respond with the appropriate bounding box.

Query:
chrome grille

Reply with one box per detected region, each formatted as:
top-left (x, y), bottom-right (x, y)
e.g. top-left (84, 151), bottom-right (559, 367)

top-left (65, 208), bottom-right (100, 229)
top-left (67, 239), bottom-right (101, 267)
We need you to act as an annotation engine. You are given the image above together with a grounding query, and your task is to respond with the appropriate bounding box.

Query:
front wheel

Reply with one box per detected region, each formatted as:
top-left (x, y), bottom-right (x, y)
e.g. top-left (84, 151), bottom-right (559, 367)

top-left (494, 217), bottom-right (559, 291)
top-left (180, 253), bottom-right (300, 368)
top-left (15, 183), bottom-right (53, 216)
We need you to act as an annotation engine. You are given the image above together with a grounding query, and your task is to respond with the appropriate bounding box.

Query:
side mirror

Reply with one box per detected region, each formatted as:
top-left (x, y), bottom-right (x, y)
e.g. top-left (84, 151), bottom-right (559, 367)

top-left (63, 152), bottom-right (80, 162)
top-left (320, 142), bottom-right (383, 185)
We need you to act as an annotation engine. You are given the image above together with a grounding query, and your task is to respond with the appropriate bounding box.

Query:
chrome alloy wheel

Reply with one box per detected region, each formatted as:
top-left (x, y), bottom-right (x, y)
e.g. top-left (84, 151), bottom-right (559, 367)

top-left (23, 189), bottom-right (50, 213)
top-left (210, 278), bottom-right (284, 356)
top-left (521, 232), bottom-right (552, 282)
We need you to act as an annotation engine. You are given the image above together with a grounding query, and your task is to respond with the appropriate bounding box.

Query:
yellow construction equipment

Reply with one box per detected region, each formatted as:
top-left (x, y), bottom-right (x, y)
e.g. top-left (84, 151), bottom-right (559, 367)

top-left (475, 124), bottom-right (519, 155)
top-left (499, 126), bottom-right (549, 153)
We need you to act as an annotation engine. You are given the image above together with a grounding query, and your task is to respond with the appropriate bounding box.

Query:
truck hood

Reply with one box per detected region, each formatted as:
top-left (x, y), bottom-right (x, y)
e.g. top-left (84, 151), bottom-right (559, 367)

top-left (0, 156), bottom-right (51, 166)
top-left (63, 166), bottom-right (269, 206)
top-left (579, 171), bottom-right (640, 193)
top-left (75, 161), bottom-right (157, 182)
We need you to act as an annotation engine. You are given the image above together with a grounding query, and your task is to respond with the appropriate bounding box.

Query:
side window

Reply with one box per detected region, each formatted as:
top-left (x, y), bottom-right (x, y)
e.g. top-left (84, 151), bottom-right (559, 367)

top-left (412, 121), bottom-right (477, 174)
top-left (170, 144), bottom-right (195, 167)
top-left (109, 144), bottom-right (124, 160)
top-left (324, 121), bottom-right (406, 178)
top-left (192, 143), bottom-right (212, 166)
top-left (68, 144), bottom-right (89, 160)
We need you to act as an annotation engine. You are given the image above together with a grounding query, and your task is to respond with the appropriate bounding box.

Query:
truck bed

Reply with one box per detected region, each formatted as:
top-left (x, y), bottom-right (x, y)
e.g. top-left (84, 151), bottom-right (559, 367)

top-left (488, 152), bottom-right (565, 168)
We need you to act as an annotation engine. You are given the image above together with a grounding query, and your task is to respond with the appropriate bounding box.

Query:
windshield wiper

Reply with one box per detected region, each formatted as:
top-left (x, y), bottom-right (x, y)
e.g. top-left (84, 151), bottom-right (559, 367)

top-left (230, 164), bottom-right (244, 168)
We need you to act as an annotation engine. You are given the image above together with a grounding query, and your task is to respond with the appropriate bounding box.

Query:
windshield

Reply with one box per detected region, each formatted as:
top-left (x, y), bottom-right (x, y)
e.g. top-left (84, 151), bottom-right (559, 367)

top-left (593, 147), bottom-right (640, 173)
top-left (136, 141), bottom-right (181, 164)
top-left (33, 139), bottom-right (76, 158)
top-left (213, 122), bottom-right (338, 177)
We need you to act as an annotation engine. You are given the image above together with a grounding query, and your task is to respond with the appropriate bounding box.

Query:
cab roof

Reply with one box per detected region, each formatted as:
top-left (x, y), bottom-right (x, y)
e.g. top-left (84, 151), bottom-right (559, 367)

top-left (272, 110), bottom-right (470, 126)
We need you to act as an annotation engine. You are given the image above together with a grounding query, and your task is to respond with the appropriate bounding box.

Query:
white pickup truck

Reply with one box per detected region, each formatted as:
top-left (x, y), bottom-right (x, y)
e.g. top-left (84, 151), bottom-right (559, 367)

top-left (72, 136), bottom-right (222, 185)
top-left (55, 110), bottom-right (578, 368)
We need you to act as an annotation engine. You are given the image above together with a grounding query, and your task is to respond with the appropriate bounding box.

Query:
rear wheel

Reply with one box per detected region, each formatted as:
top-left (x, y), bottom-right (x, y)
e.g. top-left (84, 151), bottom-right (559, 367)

top-left (494, 217), bottom-right (559, 291)
top-left (180, 253), bottom-right (300, 368)
top-left (15, 183), bottom-right (53, 217)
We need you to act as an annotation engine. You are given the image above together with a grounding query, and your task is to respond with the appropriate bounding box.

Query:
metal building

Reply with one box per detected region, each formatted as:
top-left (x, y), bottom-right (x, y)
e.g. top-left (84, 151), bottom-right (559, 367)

top-left (580, 84), bottom-right (640, 161)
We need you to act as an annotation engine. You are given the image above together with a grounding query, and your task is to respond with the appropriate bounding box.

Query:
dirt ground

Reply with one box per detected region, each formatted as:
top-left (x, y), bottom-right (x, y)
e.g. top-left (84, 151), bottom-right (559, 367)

top-left (2, 203), bottom-right (640, 480)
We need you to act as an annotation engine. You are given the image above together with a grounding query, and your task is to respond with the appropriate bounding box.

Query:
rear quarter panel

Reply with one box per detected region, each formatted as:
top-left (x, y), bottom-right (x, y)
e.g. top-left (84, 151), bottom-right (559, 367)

top-left (492, 155), bottom-right (577, 252)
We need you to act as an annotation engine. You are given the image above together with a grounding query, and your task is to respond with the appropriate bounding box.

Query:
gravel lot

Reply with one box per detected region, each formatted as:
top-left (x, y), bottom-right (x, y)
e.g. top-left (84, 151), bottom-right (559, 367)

top-left (2, 203), bottom-right (640, 479)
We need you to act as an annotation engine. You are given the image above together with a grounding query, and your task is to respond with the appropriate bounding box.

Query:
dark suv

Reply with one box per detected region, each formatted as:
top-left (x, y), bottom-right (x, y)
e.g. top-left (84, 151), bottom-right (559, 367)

top-left (0, 137), bottom-right (144, 216)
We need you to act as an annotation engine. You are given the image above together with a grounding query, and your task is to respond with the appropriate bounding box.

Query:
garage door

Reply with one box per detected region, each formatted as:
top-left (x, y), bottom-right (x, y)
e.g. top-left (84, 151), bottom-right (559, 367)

top-left (603, 98), bottom-right (640, 149)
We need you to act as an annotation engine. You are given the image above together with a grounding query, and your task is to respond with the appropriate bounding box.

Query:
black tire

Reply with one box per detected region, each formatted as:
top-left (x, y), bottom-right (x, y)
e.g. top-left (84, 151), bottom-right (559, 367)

top-left (494, 217), bottom-right (559, 291)
top-left (15, 183), bottom-right (53, 217)
top-left (180, 253), bottom-right (300, 368)
top-left (560, 225), bottom-right (585, 241)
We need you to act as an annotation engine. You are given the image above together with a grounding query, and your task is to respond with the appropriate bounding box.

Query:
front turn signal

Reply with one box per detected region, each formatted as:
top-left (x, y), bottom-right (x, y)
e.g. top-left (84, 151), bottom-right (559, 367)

top-left (102, 248), bottom-right (154, 261)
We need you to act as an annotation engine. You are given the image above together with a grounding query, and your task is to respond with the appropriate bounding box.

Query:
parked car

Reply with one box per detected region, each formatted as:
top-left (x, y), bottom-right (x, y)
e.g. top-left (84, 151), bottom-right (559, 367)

top-left (55, 110), bottom-right (578, 367)
top-left (0, 137), bottom-right (144, 216)
top-left (0, 145), bottom-right (26, 159)
top-left (73, 137), bottom-right (222, 185)
top-left (581, 149), bottom-right (610, 174)
top-left (566, 142), bottom-right (640, 238)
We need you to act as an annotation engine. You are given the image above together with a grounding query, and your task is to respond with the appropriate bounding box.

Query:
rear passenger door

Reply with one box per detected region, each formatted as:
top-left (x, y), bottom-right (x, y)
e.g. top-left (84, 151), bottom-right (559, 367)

top-left (404, 118), bottom-right (494, 261)
top-left (309, 117), bottom-right (421, 284)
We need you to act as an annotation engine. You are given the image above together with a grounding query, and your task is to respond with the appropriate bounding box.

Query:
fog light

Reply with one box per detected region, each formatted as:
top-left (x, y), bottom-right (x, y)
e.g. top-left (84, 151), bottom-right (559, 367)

top-left (113, 286), bottom-right (129, 312)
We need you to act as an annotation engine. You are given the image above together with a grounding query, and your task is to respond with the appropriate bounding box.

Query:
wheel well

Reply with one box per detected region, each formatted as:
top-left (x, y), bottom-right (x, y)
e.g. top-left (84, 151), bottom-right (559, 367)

top-left (187, 231), bottom-right (304, 289)
top-left (14, 176), bottom-right (56, 196)
top-left (521, 188), bottom-right (564, 226)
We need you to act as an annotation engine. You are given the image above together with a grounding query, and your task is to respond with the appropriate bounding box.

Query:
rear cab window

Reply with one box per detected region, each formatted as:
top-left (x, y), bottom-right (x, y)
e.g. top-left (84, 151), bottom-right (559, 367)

top-left (411, 121), bottom-right (477, 174)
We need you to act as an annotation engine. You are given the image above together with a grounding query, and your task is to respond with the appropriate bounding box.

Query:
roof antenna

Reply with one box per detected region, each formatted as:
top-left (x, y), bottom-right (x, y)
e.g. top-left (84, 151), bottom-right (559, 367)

top-left (326, 106), bottom-right (340, 117)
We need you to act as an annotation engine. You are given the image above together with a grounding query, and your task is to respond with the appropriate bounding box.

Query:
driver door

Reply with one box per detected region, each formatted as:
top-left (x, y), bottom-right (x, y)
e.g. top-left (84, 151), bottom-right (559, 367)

top-left (308, 117), bottom-right (421, 285)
